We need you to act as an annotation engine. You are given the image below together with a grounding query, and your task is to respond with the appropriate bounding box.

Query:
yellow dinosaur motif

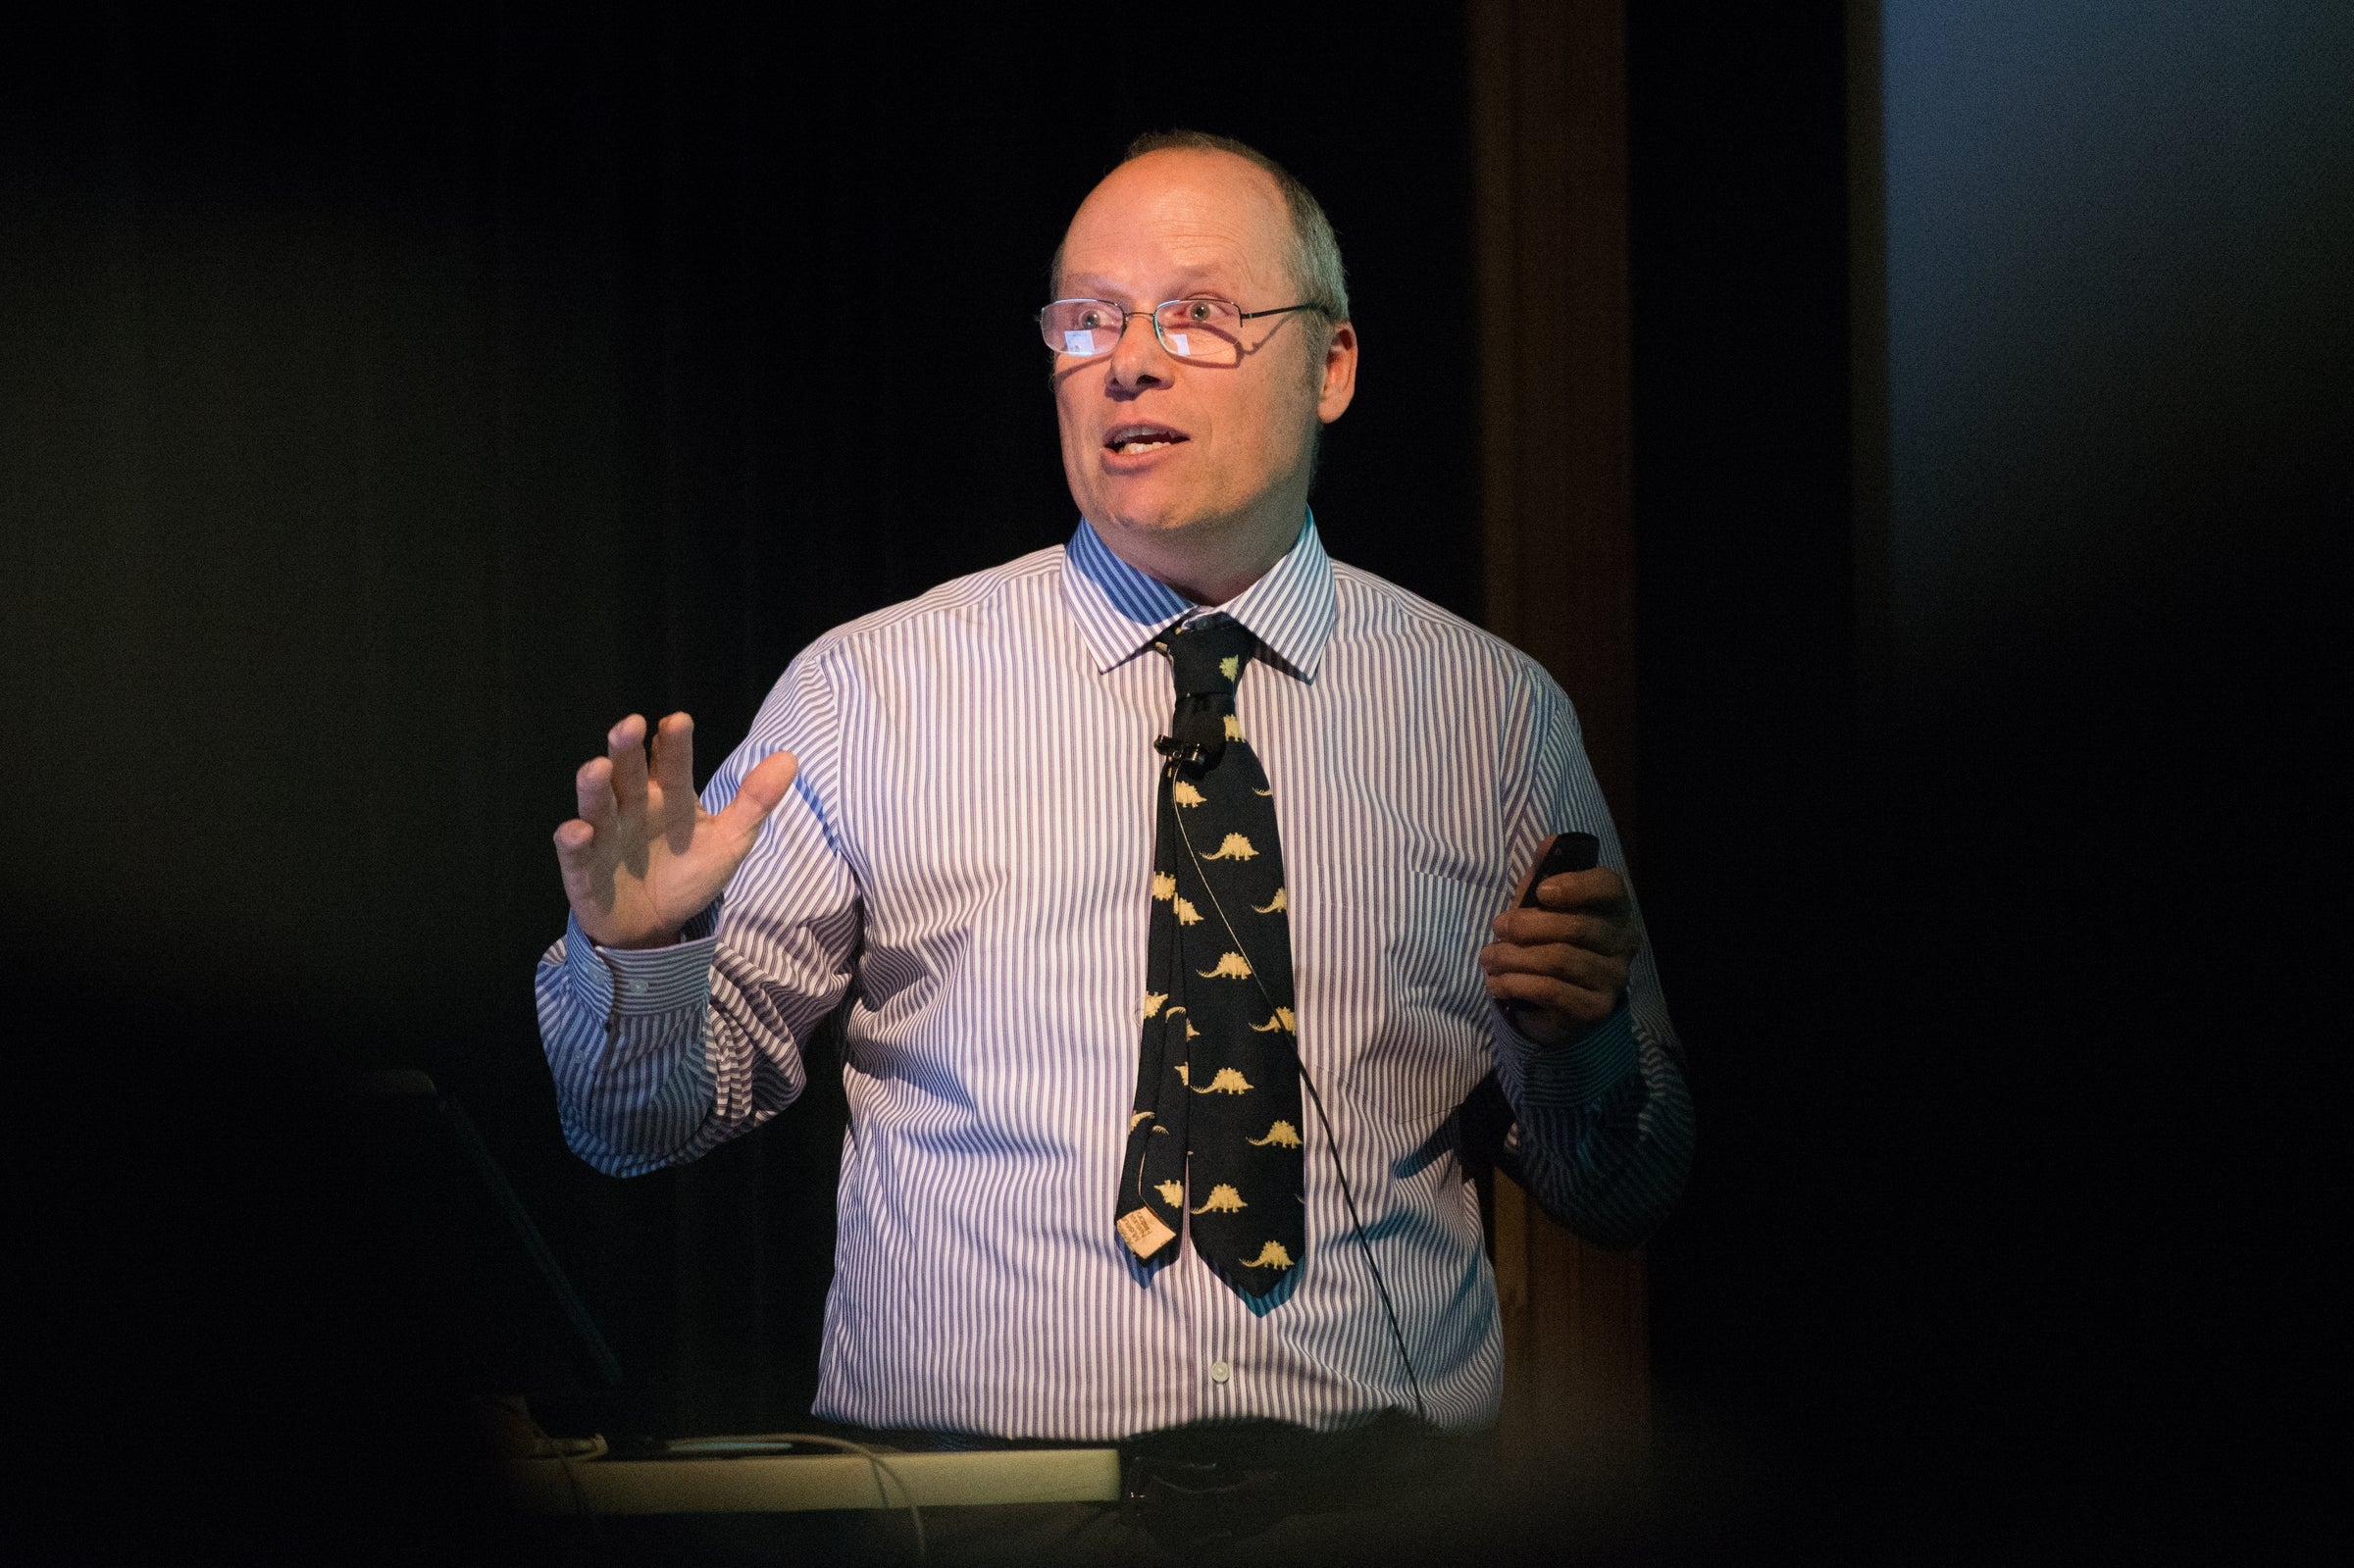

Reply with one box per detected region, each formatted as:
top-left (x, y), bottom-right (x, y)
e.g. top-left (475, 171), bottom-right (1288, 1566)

top-left (1172, 780), bottom-right (1206, 807)
top-left (1203, 833), bottom-right (1257, 861)
top-left (1172, 895), bottom-right (1203, 926)
top-left (1223, 714), bottom-right (1245, 740)
top-left (1151, 872), bottom-right (1177, 901)
top-left (1155, 1181), bottom-right (1185, 1208)
top-left (1199, 951), bottom-right (1253, 980)
top-left (1131, 1111), bottom-right (1153, 1130)
top-left (1174, 1062), bottom-right (1189, 1086)
top-left (1141, 991), bottom-right (1168, 1019)
top-left (1247, 1121), bottom-right (1303, 1148)
top-left (1192, 1067), bottom-right (1254, 1095)
top-left (1253, 887), bottom-right (1287, 914)
top-left (1249, 1007), bottom-right (1297, 1035)
top-left (1191, 1184), bottom-right (1247, 1214)
top-left (1219, 655), bottom-right (1240, 682)
top-left (1241, 1240), bottom-right (1296, 1270)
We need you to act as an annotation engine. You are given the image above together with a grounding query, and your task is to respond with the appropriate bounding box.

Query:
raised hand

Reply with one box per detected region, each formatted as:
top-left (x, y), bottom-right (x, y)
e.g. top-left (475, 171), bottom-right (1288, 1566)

top-left (1478, 852), bottom-right (1643, 1046)
top-left (553, 712), bottom-right (800, 950)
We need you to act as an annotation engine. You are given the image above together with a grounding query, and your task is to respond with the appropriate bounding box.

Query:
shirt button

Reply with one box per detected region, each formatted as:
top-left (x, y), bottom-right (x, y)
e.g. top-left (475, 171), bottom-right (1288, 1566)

top-left (1209, 1360), bottom-right (1232, 1385)
top-left (626, 980), bottom-right (648, 995)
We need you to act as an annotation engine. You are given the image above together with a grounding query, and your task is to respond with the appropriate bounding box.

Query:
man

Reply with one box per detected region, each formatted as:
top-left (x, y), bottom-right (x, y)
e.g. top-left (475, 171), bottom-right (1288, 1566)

top-left (537, 130), bottom-right (1690, 1538)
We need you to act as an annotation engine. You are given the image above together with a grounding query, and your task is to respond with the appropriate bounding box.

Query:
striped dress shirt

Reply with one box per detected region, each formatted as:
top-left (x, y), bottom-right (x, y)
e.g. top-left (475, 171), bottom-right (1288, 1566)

top-left (536, 515), bottom-right (1693, 1439)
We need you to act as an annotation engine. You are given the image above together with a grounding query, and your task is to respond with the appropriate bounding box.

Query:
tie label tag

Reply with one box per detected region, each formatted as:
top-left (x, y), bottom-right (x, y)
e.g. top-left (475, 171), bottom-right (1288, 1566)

top-left (1117, 1206), bottom-right (1177, 1259)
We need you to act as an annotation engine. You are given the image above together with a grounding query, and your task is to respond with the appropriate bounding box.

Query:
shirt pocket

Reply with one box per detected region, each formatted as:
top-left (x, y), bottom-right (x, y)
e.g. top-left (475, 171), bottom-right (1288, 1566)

top-left (1292, 856), bottom-right (1499, 1130)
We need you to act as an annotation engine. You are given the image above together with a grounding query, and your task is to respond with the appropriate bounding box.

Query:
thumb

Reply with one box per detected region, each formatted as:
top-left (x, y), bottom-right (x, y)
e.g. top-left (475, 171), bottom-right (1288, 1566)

top-left (719, 748), bottom-right (800, 833)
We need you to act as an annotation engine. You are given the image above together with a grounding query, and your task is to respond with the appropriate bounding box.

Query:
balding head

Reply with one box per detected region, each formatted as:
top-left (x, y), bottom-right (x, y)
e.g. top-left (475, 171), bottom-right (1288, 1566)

top-left (1052, 131), bottom-right (1351, 326)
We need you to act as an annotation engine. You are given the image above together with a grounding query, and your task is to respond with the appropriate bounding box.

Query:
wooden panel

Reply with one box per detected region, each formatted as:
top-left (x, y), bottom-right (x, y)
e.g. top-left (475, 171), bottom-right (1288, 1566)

top-left (1469, 0), bottom-right (1650, 1488)
top-left (1473, 0), bottom-right (1637, 845)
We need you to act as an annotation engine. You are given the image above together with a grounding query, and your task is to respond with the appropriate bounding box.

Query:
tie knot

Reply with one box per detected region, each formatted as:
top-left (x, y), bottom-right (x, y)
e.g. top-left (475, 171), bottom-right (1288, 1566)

top-left (1160, 616), bottom-right (1256, 698)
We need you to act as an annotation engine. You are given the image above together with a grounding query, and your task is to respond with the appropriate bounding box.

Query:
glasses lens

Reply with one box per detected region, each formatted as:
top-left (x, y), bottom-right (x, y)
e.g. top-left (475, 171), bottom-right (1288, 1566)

top-left (1041, 300), bottom-right (1123, 356)
top-left (1154, 298), bottom-right (1244, 365)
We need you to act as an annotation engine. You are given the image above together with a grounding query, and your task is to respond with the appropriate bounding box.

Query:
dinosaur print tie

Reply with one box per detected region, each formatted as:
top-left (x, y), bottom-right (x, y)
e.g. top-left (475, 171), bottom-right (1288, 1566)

top-left (1117, 615), bottom-right (1305, 1299)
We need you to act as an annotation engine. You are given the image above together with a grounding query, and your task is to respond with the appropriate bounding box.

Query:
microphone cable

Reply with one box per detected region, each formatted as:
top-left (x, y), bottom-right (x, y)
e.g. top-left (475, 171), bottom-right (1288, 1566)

top-left (1165, 756), bottom-right (1430, 1426)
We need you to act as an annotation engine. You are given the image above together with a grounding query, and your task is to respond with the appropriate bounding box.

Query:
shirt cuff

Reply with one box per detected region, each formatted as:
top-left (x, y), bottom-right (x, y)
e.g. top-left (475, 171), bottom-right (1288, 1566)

top-left (1515, 995), bottom-right (1639, 1107)
top-left (561, 910), bottom-right (720, 1018)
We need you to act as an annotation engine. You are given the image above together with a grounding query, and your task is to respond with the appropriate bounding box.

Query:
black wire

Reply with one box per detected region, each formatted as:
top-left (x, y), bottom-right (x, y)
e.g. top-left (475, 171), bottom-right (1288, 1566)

top-left (1294, 1049), bottom-right (1430, 1425)
top-left (1166, 762), bottom-right (1430, 1425)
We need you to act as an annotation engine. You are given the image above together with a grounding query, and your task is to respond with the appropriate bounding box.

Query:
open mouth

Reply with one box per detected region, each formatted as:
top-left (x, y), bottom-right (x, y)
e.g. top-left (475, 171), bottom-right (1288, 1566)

top-left (1104, 423), bottom-right (1189, 457)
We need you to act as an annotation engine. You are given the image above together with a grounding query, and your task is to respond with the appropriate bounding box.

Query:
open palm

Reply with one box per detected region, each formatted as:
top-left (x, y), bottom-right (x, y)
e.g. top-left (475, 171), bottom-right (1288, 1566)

top-left (553, 712), bottom-right (799, 950)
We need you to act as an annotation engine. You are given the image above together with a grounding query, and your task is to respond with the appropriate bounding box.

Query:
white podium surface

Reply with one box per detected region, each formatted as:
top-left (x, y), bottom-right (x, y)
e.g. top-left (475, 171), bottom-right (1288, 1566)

top-left (509, 1446), bottom-right (1123, 1514)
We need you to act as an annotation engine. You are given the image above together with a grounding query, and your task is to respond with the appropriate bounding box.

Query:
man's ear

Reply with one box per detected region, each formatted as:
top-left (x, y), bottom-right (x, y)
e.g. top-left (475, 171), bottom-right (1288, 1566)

top-left (1316, 320), bottom-right (1358, 425)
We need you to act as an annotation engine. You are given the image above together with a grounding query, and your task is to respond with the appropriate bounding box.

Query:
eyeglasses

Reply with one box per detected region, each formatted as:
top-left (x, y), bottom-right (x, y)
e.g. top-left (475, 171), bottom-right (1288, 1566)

top-left (1037, 297), bottom-right (1327, 368)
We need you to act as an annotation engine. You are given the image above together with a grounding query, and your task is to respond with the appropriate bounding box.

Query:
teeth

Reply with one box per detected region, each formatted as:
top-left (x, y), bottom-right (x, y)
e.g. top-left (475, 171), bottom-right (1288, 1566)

top-left (1117, 439), bottom-right (1171, 455)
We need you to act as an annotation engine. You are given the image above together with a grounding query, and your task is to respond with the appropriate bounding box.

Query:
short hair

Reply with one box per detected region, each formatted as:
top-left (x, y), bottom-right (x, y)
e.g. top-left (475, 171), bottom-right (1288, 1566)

top-left (1049, 130), bottom-right (1351, 322)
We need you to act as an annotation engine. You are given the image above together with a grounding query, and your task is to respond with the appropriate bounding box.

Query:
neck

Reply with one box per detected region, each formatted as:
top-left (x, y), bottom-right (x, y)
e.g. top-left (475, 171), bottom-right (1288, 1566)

top-left (1094, 501), bottom-right (1305, 606)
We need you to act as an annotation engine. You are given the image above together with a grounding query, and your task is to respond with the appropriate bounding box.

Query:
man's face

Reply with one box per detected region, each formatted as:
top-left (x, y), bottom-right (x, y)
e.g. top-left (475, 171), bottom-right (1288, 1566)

top-left (1050, 151), bottom-right (1356, 569)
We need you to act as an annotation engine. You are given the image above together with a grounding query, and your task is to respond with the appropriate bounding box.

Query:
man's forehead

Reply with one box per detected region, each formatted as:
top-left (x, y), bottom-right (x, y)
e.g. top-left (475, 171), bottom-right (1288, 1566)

top-left (1059, 151), bottom-right (1290, 292)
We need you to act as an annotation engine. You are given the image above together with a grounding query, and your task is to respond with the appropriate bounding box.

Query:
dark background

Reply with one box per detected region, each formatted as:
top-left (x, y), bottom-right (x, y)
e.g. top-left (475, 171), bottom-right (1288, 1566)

top-left (3, 1), bottom-right (2340, 1559)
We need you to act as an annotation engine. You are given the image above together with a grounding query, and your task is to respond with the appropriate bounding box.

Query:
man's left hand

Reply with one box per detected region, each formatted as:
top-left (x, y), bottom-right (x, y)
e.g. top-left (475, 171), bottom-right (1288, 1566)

top-left (1479, 863), bottom-right (1642, 1046)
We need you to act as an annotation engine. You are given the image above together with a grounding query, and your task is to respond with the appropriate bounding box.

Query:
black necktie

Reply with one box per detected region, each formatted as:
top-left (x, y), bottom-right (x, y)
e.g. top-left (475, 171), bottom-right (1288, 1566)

top-left (1116, 616), bottom-right (1305, 1299)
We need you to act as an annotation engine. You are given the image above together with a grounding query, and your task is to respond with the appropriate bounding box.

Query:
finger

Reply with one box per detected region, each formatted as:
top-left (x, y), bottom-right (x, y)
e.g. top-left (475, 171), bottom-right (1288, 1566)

top-left (1480, 940), bottom-right (1629, 994)
top-left (650, 711), bottom-right (695, 804)
top-left (1482, 968), bottom-right (1620, 1028)
top-left (574, 755), bottom-right (616, 828)
top-left (1488, 906), bottom-right (1641, 955)
top-left (716, 749), bottom-right (801, 838)
top-left (551, 818), bottom-right (601, 903)
top-left (1533, 866), bottom-right (1630, 914)
top-left (606, 714), bottom-right (650, 811)
top-left (1480, 937), bottom-right (1623, 986)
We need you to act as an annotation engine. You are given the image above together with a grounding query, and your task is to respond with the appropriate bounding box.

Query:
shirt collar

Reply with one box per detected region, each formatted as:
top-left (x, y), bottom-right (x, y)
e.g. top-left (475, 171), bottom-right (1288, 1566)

top-left (1060, 511), bottom-right (1338, 682)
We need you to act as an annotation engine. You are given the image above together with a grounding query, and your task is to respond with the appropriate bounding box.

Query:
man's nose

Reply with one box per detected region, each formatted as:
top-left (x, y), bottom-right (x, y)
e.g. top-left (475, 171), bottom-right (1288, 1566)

top-left (1104, 310), bottom-right (1172, 392)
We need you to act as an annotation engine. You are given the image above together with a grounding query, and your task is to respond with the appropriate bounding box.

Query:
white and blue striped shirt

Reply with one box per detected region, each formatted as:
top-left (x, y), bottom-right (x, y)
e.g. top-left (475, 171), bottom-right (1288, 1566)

top-left (536, 516), bottom-right (1692, 1439)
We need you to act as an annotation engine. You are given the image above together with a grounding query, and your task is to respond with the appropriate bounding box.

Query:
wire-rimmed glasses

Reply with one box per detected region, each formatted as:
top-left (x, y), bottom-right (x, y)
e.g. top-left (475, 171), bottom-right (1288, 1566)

top-left (1037, 297), bottom-right (1327, 368)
